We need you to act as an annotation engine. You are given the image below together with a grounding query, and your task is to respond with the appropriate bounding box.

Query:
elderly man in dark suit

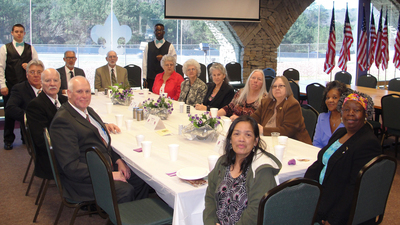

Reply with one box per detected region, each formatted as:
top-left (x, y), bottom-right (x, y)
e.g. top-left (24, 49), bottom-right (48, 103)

top-left (50, 76), bottom-right (148, 203)
top-left (26, 68), bottom-right (68, 179)
top-left (94, 50), bottom-right (129, 91)
top-left (56, 50), bottom-right (85, 94)
top-left (5, 59), bottom-right (43, 142)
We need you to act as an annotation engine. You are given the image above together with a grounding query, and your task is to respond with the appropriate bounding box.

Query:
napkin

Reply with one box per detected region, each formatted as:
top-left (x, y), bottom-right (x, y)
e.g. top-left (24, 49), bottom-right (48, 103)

top-left (166, 172), bottom-right (176, 177)
top-left (288, 159), bottom-right (296, 165)
top-left (133, 147), bottom-right (142, 152)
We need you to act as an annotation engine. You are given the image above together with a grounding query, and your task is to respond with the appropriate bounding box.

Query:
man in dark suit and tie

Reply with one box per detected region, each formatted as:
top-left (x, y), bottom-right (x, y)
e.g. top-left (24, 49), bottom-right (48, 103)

top-left (26, 68), bottom-right (68, 179)
top-left (0, 24), bottom-right (39, 150)
top-left (56, 50), bottom-right (85, 95)
top-left (94, 50), bottom-right (129, 92)
top-left (50, 76), bottom-right (149, 203)
top-left (5, 59), bottom-right (43, 130)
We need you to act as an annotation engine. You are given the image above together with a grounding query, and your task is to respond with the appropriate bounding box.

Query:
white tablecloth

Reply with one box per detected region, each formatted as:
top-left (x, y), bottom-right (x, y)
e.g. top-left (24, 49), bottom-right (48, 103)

top-left (89, 92), bottom-right (320, 225)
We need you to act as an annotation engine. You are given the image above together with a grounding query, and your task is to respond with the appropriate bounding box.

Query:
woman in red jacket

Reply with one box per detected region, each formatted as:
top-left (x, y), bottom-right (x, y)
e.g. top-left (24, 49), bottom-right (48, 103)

top-left (152, 54), bottom-right (184, 100)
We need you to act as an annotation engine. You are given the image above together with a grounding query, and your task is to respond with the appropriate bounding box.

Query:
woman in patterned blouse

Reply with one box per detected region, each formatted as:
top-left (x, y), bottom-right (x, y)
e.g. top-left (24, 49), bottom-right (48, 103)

top-left (203, 116), bottom-right (281, 225)
top-left (178, 59), bottom-right (208, 106)
top-left (217, 69), bottom-right (267, 121)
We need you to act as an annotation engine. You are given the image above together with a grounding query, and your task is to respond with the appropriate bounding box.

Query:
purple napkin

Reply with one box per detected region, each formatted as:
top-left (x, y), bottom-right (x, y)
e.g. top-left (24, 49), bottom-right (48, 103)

top-left (133, 148), bottom-right (142, 152)
top-left (288, 159), bottom-right (296, 165)
top-left (166, 172), bottom-right (176, 177)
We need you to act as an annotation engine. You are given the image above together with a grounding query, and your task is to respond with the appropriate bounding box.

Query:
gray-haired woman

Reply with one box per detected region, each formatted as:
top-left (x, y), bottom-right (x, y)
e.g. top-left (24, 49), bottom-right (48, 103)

top-left (152, 54), bottom-right (184, 100)
top-left (178, 59), bottom-right (208, 106)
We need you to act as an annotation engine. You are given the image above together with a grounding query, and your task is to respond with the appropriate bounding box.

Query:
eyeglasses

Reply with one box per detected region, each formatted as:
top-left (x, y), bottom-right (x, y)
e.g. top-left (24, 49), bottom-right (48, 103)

top-left (272, 85), bottom-right (285, 89)
top-left (65, 57), bottom-right (76, 60)
top-left (28, 70), bottom-right (42, 75)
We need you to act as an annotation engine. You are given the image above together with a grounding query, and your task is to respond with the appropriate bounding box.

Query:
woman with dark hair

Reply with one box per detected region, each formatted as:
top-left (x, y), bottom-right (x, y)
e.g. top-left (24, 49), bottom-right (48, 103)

top-left (203, 115), bottom-right (281, 225)
top-left (313, 81), bottom-right (348, 148)
top-left (251, 76), bottom-right (311, 144)
top-left (305, 90), bottom-right (380, 225)
top-left (195, 62), bottom-right (234, 111)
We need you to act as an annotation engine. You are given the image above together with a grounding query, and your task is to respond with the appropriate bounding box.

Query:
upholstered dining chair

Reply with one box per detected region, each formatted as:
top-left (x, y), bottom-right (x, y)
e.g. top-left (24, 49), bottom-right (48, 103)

top-left (283, 68), bottom-right (299, 81)
top-left (301, 104), bottom-right (319, 141)
top-left (347, 155), bottom-right (397, 225)
top-left (334, 71), bottom-right (352, 85)
top-left (357, 74), bottom-right (377, 88)
top-left (381, 94), bottom-right (400, 157)
top-left (306, 83), bottom-right (325, 113)
top-left (124, 64), bottom-right (142, 88)
top-left (257, 178), bottom-right (322, 225)
top-left (85, 147), bottom-right (173, 225)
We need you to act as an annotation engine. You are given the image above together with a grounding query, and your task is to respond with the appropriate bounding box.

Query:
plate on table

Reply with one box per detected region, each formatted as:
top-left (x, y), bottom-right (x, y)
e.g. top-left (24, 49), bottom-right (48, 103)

top-left (176, 167), bottom-right (209, 180)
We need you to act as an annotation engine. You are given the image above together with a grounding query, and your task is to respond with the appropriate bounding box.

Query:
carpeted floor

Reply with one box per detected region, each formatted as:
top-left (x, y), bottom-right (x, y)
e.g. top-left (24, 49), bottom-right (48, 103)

top-left (0, 129), bottom-right (399, 224)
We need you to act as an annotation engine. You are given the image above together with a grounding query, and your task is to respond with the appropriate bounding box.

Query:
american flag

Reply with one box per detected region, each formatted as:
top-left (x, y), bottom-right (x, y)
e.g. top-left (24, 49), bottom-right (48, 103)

top-left (324, 7), bottom-right (336, 74)
top-left (394, 13), bottom-right (400, 69)
top-left (357, 5), bottom-right (367, 71)
top-left (375, 9), bottom-right (383, 69)
top-left (382, 10), bottom-right (389, 70)
top-left (338, 6), bottom-right (353, 71)
top-left (367, 11), bottom-right (377, 71)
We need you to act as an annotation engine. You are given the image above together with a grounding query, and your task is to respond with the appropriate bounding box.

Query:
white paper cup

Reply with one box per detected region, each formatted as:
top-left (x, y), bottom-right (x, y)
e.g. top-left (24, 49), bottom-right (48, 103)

top-left (278, 136), bottom-right (288, 145)
top-left (208, 155), bottom-right (220, 172)
top-left (106, 103), bottom-right (113, 114)
top-left (274, 145), bottom-right (285, 162)
top-left (210, 108), bottom-right (218, 118)
top-left (95, 89), bottom-right (98, 96)
top-left (168, 144), bottom-right (179, 161)
top-left (223, 118), bottom-right (231, 132)
top-left (125, 119), bottom-right (133, 130)
top-left (179, 102), bottom-right (184, 113)
top-left (115, 114), bottom-right (123, 128)
top-left (143, 88), bottom-right (149, 97)
top-left (136, 134), bottom-right (144, 147)
top-left (141, 141), bottom-right (152, 158)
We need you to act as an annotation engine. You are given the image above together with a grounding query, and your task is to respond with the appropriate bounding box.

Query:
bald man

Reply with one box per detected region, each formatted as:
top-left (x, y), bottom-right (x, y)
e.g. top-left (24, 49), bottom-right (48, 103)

top-left (50, 76), bottom-right (149, 203)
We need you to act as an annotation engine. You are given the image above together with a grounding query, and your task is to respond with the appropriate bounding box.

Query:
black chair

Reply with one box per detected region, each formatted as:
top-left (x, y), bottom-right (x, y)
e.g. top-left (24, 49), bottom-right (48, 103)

top-left (124, 64), bottom-right (142, 88)
top-left (265, 75), bottom-right (274, 92)
top-left (301, 104), bottom-right (319, 141)
top-left (41, 128), bottom-right (96, 224)
top-left (357, 74), bottom-right (377, 88)
top-left (21, 114), bottom-right (34, 184)
top-left (306, 83), bottom-right (325, 113)
top-left (257, 178), bottom-right (322, 225)
top-left (207, 62), bottom-right (217, 78)
top-left (199, 63), bottom-right (207, 83)
top-left (335, 71), bottom-right (352, 85)
top-left (263, 68), bottom-right (276, 77)
top-left (225, 61), bottom-right (242, 83)
top-left (381, 94), bottom-right (400, 157)
top-left (283, 68), bottom-right (299, 81)
top-left (86, 147), bottom-right (173, 225)
top-left (347, 155), bottom-right (397, 225)
top-left (175, 63), bottom-right (184, 78)
top-left (288, 78), bottom-right (300, 102)
top-left (388, 78), bottom-right (400, 92)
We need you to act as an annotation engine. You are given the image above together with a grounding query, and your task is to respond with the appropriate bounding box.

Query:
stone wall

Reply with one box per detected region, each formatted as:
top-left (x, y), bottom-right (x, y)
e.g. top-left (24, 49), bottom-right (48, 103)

top-left (207, 0), bottom-right (314, 81)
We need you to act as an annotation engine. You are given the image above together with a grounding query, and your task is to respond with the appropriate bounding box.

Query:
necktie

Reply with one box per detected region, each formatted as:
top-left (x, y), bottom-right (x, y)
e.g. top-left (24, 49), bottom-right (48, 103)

top-left (111, 69), bottom-right (117, 85)
top-left (16, 42), bottom-right (24, 47)
top-left (156, 40), bottom-right (163, 44)
top-left (55, 100), bottom-right (59, 109)
top-left (37, 89), bottom-right (41, 95)
top-left (86, 114), bottom-right (108, 147)
top-left (70, 71), bottom-right (74, 79)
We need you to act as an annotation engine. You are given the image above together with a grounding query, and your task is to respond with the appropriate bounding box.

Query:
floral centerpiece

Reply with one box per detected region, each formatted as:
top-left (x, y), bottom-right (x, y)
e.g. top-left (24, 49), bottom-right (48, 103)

top-left (109, 82), bottom-right (133, 106)
top-left (182, 112), bottom-right (221, 140)
top-left (142, 94), bottom-right (174, 120)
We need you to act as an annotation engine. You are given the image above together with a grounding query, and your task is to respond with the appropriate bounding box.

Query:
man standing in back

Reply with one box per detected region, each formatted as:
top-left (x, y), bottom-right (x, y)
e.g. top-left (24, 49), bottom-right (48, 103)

top-left (56, 51), bottom-right (85, 94)
top-left (94, 50), bottom-right (129, 91)
top-left (142, 24), bottom-right (177, 91)
top-left (0, 24), bottom-right (39, 150)
top-left (26, 68), bottom-right (68, 179)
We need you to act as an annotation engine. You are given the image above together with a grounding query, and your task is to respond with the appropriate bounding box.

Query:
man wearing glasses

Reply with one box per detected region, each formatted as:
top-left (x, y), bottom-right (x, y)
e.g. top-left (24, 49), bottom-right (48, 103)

top-left (0, 24), bottom-right (38, 150)
top-left (5, 60), bottom-right (43, 138)
top-left (94, 50), bottom-right (129, 92)
top-left (56, 51), bottom-right (86, 94)
top-left (142, 23), bottom-right (177, 91)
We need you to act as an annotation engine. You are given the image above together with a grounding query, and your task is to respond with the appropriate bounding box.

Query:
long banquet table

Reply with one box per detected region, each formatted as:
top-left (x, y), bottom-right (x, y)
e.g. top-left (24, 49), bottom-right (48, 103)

top-left (89, 91), bottom-right (320, 225)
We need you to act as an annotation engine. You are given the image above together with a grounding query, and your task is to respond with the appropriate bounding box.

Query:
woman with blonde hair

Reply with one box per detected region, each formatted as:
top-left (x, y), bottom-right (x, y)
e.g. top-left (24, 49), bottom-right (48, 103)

top-left (217, 69), bottom-right (267, 121)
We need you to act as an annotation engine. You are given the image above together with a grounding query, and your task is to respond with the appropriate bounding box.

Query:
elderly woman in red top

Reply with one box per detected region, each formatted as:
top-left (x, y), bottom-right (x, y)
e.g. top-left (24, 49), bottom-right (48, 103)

top-left (152, 54), bottom-right (184, 100)
top-left (217, 69), bottom-right (267, 121)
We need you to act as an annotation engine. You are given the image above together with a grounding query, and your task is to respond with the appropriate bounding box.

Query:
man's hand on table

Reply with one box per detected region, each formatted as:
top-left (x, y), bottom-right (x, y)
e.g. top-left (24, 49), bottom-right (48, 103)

top-left (105, 123), bottom-right (121, 134)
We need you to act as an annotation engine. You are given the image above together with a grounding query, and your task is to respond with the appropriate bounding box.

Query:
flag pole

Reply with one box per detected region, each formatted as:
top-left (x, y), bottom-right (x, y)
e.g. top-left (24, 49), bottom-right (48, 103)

top-left (385, 70), bottom-right (387, 89)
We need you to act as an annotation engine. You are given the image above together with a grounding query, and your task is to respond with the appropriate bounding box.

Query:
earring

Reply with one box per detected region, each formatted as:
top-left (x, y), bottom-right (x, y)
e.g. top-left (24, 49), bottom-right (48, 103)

top-left (252, 147), bottom-right (255, 152)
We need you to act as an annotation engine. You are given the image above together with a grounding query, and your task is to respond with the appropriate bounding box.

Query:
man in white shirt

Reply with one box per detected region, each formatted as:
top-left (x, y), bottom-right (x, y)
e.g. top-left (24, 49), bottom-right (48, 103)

top-left (56, 51), bottom-right (86, 94)
top-left (0, 24), bottom-right (38, 150)
top-left (142, 24), bottom-right (177, 91)
top-left (94, 50), bottom-right (129, 92)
